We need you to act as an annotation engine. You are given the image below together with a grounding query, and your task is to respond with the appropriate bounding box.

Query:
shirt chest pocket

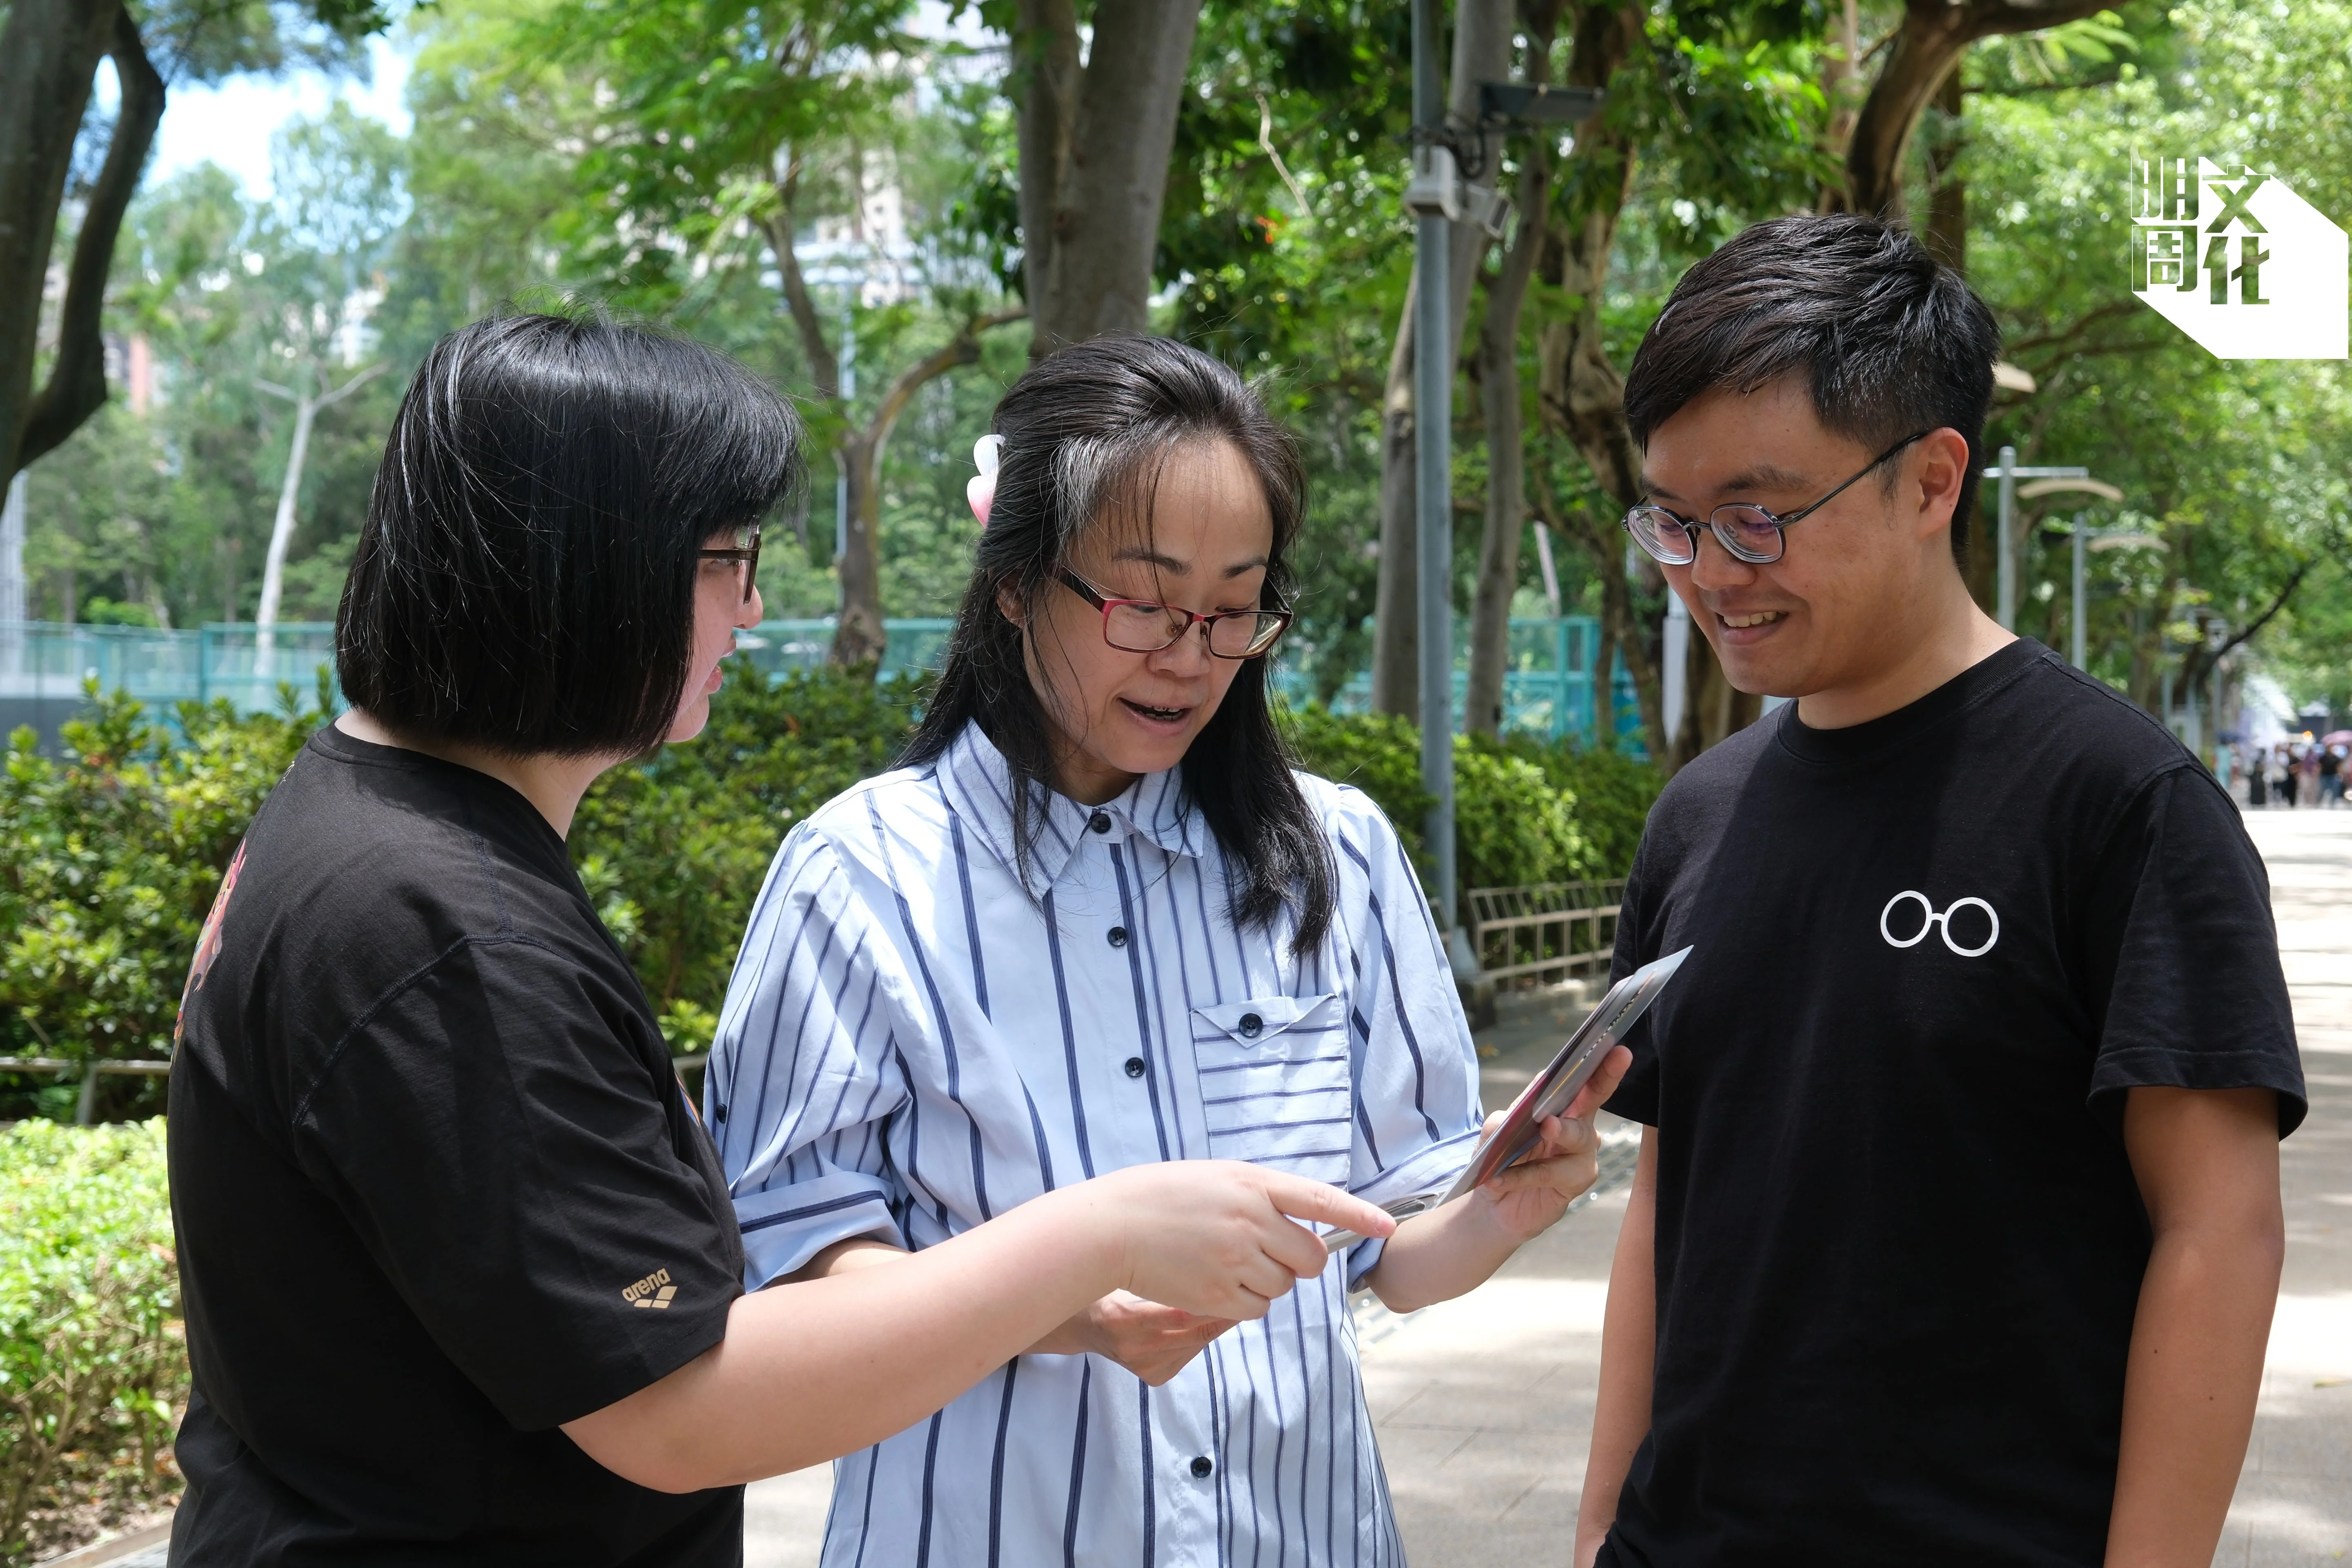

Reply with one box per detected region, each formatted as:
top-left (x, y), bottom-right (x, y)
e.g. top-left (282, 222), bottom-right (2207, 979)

top-left (1190, 993), bottom-right (1352, 1184)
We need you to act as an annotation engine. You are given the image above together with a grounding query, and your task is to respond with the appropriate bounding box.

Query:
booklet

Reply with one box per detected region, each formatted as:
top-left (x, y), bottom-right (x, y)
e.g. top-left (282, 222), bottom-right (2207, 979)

top-left (1323, 945), bottom-right (1693, 1254)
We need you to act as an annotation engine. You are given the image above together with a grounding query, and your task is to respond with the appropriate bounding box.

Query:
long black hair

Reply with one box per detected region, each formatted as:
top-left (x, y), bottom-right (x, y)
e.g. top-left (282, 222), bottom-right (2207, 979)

top-left (904, 336), bottom-right (1336, 952)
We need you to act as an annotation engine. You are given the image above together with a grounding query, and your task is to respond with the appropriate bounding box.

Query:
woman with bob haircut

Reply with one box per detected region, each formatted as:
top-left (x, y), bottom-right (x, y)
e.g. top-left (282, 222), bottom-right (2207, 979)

top-left (710, 334), bottom-right (1627, 1566)
top-left (165, 313), bottom-right (1392, 1568)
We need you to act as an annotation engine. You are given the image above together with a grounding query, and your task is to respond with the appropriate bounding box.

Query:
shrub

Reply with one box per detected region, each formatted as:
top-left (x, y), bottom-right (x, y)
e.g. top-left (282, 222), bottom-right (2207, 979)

top-left (0, 1120), bottom-right (185, 1565)
top-left (1284, 704), bottom-right (1662, 892)
top-left (0, 682), bottom-right (328, 1123)
top-left (572, 663), bottom-right (927, 1050)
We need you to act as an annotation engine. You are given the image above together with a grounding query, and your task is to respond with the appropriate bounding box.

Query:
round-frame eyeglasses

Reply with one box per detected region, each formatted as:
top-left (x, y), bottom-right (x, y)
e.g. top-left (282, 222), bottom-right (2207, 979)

top-left (1622, 430), bottom-right (1932, 567)
top-left (1055, 569), bottom-right (1293, 659)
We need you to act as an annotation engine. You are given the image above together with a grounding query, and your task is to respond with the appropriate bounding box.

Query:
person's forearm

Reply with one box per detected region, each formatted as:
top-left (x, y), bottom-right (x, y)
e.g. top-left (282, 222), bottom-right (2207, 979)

top-left (2104, 1223), bottom-right (2281, 1566)
top-left (1576, 1131), bottom-right (1657, 1568)
top-left (590, 1183), bottom-right (1131, 1490)
top-left (1360, 1193), bottom-right (1523, 1314)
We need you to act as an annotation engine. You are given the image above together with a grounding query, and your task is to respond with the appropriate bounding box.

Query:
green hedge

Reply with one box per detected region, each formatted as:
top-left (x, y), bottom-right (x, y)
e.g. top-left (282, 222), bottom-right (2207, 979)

top-left (1283, 706), bottom-right (1661, 893)
top-left (1, 684), bottom-right (327, 1122)
top-left (0, 1120), bottom-right (184, 1564)
top-left (570, 667), bottom-right (927, 1051)
top-left (0, 668), bottom-right (1660, 1083)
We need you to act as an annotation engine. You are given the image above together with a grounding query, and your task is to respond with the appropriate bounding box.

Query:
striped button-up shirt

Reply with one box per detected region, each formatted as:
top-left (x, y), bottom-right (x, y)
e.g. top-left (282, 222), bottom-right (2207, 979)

top-left (707, 721), bottom-right (1483, 1568)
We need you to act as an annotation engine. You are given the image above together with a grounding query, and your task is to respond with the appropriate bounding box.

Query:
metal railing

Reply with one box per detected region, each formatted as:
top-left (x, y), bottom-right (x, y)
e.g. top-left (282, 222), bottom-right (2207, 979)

top-left (1464, 878), bottom-right (1626, 987)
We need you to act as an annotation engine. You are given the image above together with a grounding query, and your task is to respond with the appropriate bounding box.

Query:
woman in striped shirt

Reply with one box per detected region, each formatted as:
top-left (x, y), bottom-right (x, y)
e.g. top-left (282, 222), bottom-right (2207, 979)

top-left (708, 336), bottom-right (1626, 1566)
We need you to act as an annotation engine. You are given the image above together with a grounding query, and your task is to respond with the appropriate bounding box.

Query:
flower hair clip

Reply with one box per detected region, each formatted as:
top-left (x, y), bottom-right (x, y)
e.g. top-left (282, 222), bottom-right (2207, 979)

top-left (966, 434), bottom-right (1002, 528)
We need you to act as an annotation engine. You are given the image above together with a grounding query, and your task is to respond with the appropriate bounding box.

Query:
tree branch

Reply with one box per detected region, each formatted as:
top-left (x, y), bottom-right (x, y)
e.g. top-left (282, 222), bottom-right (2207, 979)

top-left (860, 308), bottom-right (1026, 459)
top-left (766, 155), bottom-right (837, 399)
top-left (2180, 559), bottom-right (2312, 693)
top-left (315, 361), bottom-right (388, 408)
top-left (18, 4), bottom-right (165, 468)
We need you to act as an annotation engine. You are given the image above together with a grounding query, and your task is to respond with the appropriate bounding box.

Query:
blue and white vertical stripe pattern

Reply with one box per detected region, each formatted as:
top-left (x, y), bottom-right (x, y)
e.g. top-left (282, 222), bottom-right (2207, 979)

top-left (707, 722), bottom-right (1484, 1568)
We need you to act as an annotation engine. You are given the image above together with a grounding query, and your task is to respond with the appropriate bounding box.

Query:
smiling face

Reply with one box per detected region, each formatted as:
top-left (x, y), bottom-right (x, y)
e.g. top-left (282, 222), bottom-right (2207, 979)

top-left (1639, 376), bottom-right (1979, 717)
top-left (1016, 439), bottom-right (1276, 805)
top-left (665, 531), bottom-right (765, 744)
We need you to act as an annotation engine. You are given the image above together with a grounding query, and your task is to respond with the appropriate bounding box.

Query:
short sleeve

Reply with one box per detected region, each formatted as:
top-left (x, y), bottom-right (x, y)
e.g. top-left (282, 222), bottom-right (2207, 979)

top-left (1327, 790), bottom-right (1486, 1287)
top-left (2082, 767), bottom-right (2305, 1134)
top-left (289, 938), bottom-right (744, 1432)
top-left (1600, 835), bottom-right (1661, 1127)
top-left (706, 826), bottom-right (913, 1289)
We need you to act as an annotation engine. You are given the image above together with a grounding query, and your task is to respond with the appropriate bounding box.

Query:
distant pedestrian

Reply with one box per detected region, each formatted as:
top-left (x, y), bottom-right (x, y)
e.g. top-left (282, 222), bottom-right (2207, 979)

top-left (2281, 745), bottom-right (2301, 807)
top-left (2248, 745), bottom-right (2269, 807)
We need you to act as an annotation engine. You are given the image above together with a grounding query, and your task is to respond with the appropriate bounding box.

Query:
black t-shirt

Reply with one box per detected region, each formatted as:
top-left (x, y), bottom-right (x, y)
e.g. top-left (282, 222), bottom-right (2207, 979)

top-left (1598, 639), bottom-right (2303, 1568)
top-left (167, 726), bottom-right (748, 1566)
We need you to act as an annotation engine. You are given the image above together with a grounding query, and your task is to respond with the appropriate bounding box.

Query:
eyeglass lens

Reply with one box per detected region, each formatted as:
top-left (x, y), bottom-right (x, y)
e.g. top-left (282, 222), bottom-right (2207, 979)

top-left (1103, 601), bottom-right (1286, 657)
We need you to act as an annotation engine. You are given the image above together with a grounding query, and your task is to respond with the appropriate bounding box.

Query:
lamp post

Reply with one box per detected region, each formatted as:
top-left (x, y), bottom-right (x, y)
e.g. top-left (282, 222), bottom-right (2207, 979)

top-left (2012, 474), bottom-right (2124, 664)
top-left (1407, 0), bottom-right (1456, 936)
top-left (1987, 448), bottom-right (2093, 631)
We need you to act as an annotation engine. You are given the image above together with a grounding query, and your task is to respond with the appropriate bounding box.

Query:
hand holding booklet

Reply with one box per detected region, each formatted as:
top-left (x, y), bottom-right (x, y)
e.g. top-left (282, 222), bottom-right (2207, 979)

top-left (1323, 946), bottom-right (1693, 1254)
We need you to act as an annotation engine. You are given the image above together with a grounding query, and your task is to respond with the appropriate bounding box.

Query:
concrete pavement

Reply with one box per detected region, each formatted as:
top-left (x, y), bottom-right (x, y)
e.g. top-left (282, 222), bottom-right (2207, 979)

top-left (745, 809), bottom-right (2352, 1566)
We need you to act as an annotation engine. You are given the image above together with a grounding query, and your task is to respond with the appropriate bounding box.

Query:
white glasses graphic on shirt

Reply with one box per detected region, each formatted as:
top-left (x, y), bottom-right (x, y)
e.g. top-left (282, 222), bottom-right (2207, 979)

top-left (1879, 891), bottom-right (2001, 958)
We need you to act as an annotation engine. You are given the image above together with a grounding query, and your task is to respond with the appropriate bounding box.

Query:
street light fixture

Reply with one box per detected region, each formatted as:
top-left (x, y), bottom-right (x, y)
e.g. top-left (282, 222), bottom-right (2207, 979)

top-left (2013, 475), bottom-right (2136, 671)
top-left (1984, 449), bottom-right (2096, 630)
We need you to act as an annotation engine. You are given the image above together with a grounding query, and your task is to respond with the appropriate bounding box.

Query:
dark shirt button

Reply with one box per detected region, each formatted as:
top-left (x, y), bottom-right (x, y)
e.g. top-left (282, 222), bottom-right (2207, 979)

top-left (1125, 1057), bottom-right (1147, 1079)
top-left (713, 1102), bottom-right (728, 1122)
top-left (1089, 811), bottom-right (1112, 834)
top-left (1189, 1455), bottom-right (1214, 1479)
top-left (1108, 926), bottom-right (1128, 948)
top-left (1238, 1013), bottom-right (1263, 1038)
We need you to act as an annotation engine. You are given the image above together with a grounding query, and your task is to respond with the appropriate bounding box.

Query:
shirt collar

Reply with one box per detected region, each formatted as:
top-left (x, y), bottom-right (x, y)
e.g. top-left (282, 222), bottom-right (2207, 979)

top-left (935, 722), bottom-right (1206, 896)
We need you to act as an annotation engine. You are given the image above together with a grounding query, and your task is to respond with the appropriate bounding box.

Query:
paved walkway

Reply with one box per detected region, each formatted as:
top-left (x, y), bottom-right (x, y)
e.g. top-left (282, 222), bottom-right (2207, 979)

top-left (747, 809), bottom-right (2352, 1566)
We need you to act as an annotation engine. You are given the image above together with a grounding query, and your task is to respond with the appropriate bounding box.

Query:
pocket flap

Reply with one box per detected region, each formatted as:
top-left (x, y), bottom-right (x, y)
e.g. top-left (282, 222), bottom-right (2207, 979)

top-left (1190, 992), bottom-right (1340, 1046)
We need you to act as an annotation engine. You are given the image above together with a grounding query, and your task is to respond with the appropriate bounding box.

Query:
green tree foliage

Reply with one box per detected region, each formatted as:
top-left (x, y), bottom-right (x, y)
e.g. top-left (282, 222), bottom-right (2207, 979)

top-left (1962, 0), bottom-right (2352, 713)
top-left (0, 1120), bottom-right (184, 1566)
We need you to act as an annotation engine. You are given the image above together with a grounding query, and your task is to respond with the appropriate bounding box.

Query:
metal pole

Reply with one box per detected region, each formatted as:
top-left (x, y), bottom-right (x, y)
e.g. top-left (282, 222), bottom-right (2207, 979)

top-left (1412, 0), bottom-right (1456, 932)
top-left (2070, 513), bottom-right (2087, 668)
top-left (1995, 445), bottom-right (2018, 631)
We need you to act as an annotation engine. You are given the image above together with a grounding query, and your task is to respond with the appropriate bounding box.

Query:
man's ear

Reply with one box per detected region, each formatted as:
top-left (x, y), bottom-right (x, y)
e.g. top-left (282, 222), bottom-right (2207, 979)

top-left (1912, 428), bottom-right (1972, 541)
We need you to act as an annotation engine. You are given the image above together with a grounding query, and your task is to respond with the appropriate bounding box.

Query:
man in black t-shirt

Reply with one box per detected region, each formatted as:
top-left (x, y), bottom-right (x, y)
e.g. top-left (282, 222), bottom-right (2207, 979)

top-left (1574, 217), bottom-right (2303, 1568)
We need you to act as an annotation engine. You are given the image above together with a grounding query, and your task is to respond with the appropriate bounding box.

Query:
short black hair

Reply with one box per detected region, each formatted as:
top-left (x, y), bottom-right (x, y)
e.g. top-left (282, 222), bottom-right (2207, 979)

top-left (903, 335), bottom-right (1336, 953)
top-left (1622, 213), bottom-right (2000, 563)
top-left (337, 313), bottom-right (802, 755)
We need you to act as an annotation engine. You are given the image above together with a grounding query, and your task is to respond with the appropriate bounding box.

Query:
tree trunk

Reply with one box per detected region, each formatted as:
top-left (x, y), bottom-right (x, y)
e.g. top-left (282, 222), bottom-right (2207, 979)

top-left (1466, 4), bottom-right (1564, 737)
top-left (1370, 282), bottom-right (1421, 715)
top-left (1016, 0), bottom-right (1204, 350)
top-left (829, 311), bottom-right (1026, 668)
top-left (254, 361), bottom-right (381, 672)
top-left (255, 384), bottom-right (318, 674)
top-left (1829, 0), bottom-right (2114, 218)
top-left (1922, 67), bottom-right (1966, 272)
top-left (1368, 0), bottom-right (1514, 719)
top-left (1, 2), bottom-right (163, 480)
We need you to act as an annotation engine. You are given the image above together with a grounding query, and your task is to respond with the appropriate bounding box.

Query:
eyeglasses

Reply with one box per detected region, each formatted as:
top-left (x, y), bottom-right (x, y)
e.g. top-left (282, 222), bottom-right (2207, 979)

top-left (1622, 431), bottom-right (1932, 567)
top-left (1055, 569), bottom-right (1293, 659)
top-left (698, 526), bottom-right (762, 604)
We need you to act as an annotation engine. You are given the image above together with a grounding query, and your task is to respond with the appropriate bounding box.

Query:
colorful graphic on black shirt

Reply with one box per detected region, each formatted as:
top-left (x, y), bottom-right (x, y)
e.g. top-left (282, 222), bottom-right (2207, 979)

top-left (174, 838), bottom-right (245, 1045)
